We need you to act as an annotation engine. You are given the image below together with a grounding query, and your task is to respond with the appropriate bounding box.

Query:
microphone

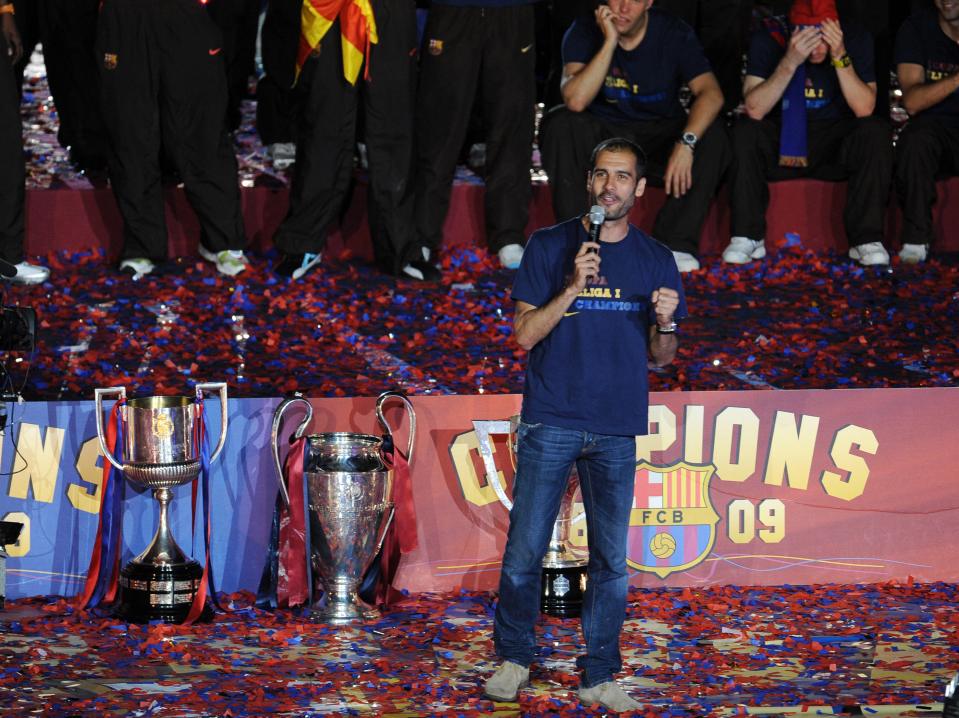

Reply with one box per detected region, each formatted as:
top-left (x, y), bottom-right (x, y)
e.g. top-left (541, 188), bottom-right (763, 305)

top-left (587, 205), bottom-right (605, 250)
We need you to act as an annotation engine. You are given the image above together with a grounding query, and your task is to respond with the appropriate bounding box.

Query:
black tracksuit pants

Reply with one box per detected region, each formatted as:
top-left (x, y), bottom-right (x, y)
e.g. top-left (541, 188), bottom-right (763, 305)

top-left (730, 115), bottom-right (893, 248)
top-left (0, 29), bottom-right (25, 265)
top-left (274, 0), bottom-right (418, 275)
top-left (412, 3), bottom-right (536, 255)
top-left (541, 107), bottom-right (730, 256)
top-left (96, 0), bottom-right (245, 262)
top-left (895, 115), bottom-right (959, 247)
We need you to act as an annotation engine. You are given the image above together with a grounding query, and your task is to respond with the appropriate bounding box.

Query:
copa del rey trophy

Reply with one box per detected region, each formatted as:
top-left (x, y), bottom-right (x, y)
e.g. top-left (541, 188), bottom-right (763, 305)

top-left (94, 383), bottom-right (228, 623)
top-left (473, 418), bottom-right (589, 618)
top-left (271, 391), bottom-right (416, 624)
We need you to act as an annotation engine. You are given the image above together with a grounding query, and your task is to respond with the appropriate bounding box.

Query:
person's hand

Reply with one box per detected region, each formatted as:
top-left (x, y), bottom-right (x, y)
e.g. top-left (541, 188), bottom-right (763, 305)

top-left (664, 142), bottom-right (693, 198)
top-left (1, 12), bottom-right (22, 65)
top-left (784, 25), bottom-right (821, 71)
top-left (651, 287), bottom-right (679, 327)
top-left (571, 241), bottom-right (601, 290)
top-left (820, 18), bottom-right (846, 61)
top-left (594, 4), bottom-right (619, 45)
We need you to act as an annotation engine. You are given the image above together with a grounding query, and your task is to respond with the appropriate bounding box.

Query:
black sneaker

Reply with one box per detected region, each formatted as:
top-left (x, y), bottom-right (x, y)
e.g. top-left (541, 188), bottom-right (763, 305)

top-left (275, 252), bottom-right (321, 280)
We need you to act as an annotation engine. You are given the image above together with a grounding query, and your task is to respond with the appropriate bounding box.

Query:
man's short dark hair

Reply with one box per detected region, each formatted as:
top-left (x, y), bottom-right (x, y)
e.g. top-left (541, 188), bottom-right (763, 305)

top-left (589, 137), bottom-right (647, 178)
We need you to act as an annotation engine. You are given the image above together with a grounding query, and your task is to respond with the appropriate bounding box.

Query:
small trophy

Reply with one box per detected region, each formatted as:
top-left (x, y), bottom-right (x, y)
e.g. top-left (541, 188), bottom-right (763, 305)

top-left (474, 418), bottom-right (589, 618)
top-left (94, 383), bottom-right (228, 623)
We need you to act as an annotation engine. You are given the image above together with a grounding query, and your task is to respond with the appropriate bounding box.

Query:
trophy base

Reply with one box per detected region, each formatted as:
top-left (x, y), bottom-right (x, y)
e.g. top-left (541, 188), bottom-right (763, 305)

top-left (116, 560), bottom-right (212, 624)
top-left (311, 593), bottom-right (379, 625)
top-left (541, 564), bottom-right (588, 618)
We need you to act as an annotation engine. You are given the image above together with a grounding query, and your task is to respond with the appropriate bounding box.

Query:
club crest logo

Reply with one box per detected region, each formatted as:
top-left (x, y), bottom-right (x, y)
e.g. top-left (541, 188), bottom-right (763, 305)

top-left (103, 53), bottom-right (118, 70)
top-left (428, 39), bottom-right (444, 56)
top-left (627, 461), bottom-right (719, 578)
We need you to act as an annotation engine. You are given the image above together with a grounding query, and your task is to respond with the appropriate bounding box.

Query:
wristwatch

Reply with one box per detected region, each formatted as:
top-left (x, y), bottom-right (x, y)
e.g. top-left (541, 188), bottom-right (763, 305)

top-left (831, 53), bottom-right (852, 69)
top-left (678, 131), bottom-right (698, 152)
top-left (656, 321), bottom-right (678, 334)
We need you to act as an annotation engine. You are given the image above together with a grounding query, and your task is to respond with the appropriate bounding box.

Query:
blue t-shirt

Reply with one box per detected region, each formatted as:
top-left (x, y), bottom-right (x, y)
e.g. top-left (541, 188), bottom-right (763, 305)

top-left (512, 218), bottom-right (688, 437)
top-left (894, 8), bottom-right (959, 125)
top-left (746, 19), bottom-right (875, 121)
top-left (561, 9), bottom-right (712, 123)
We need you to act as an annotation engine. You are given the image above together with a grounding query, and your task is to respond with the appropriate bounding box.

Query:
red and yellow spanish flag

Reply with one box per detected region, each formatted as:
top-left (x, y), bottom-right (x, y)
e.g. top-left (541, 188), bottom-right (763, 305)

top-left (297, 0), bottom-right (378, 86)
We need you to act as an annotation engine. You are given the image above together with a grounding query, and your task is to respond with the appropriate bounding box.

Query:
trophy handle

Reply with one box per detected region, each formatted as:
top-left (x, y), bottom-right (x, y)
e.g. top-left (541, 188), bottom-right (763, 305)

top-left (270, 394), bottom-right (313, 507)
top-left (471, 419), bottom-right (515, 511)
top-left (195, 382), bottom-right (229, 462)
top-left (94, 386), bottom-right (126, 471)
top-left (376, 391), bottom-right (416, 469)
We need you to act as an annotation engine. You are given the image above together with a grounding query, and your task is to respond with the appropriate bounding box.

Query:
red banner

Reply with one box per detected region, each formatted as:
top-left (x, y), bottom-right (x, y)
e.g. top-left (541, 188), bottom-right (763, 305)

top-left (334, 388), bottom-right (959, 591)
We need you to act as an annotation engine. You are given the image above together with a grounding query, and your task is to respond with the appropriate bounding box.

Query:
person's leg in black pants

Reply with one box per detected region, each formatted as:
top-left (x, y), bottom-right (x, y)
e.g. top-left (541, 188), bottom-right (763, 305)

top-left (837, 115), bottom-right (893, 250)
top-left (896, 115), bottom-right (959, 261)
top-left (479, 4), bottom-right (536, 257)
top-left (40, 0), bottom-right (108, 171)
top-left (0, 27), bottom-right (25, 266)
top-left (363, 0), bottom-right (418, 276)
top-left (413, 4), bottom-right (483, 262)
top-left (540, 106), bottom-right (610, 222)
top-left (97, 0), bottom-right (169, 264)
top-left (158, 0), bottom-right (245, 259)
top-left (273, 20), bottom-right (358, 276)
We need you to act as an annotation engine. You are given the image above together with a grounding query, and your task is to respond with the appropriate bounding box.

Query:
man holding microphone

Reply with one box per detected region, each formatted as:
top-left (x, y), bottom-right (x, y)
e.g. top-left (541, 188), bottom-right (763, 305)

top-left (483, 137), bottom-right (686, 713)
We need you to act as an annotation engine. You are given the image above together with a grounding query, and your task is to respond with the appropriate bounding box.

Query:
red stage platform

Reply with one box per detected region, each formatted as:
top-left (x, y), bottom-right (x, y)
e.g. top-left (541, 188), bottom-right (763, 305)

top-left (24, 177), bottom-right (959, 261)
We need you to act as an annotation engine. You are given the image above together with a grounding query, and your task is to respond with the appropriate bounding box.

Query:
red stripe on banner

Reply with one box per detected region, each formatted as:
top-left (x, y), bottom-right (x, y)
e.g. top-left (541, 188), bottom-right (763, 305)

top-left (684, 524), bottom-right (700, 564)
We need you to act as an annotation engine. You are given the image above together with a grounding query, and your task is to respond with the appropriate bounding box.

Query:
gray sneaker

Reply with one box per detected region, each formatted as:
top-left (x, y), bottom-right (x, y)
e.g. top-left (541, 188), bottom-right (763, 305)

top-left (119, 257), bottom-right (156, 279)
top-left (578, 681), bottom-right (641, 713)
top-left (482, 661), bottom-right (529, 702)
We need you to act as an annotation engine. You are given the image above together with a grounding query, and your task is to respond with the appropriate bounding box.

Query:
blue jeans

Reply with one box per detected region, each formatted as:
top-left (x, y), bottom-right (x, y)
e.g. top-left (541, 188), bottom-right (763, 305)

top-left (493, 422), bottom-right (636, 688)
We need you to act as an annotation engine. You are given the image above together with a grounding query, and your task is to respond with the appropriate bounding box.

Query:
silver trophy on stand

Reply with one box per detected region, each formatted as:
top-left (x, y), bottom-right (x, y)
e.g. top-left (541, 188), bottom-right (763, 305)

top-left (271, 390), bottom-right (416, 624)
top-left (94, 383), bottom-right (228, 623)
top-left (474, 417), bottom-right (589, 618)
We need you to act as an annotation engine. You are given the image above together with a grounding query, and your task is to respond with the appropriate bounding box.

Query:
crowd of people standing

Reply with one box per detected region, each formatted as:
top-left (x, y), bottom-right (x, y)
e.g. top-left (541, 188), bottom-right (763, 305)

top-left (0, 0), bottom-right (956, 286)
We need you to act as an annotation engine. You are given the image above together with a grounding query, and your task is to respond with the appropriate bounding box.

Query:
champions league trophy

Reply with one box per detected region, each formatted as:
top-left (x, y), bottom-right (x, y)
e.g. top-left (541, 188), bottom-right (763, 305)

top-left (94, 383), bottom-right (228, 623)
top-left (271, 391), bottom-right (416, 624)
top-left (473, 418), bottom-right (589, 618)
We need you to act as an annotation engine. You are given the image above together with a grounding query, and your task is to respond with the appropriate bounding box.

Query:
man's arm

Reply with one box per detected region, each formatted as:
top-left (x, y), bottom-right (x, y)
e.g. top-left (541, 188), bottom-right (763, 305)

top-left (822, 19), bottom-right (875, 117)
top-left (560, 5), bottom-right (618, 113)
top-left (898, 62), bottom-right (959, 116)
top-left (662, 71), bottom-right (723, 198)
top-left (743, 26), bottom-right (821, 120)
top-left (647, 288), bottom-right (679, 367)
top-left (514, 241), bottom-right (599, 351)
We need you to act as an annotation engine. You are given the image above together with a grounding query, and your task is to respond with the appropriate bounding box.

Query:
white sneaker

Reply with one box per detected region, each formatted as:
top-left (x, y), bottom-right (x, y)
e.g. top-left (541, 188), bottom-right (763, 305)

top-left (269, 142), bottom-right (296, 170)
top-left (898, 243), bottom-right (928, 264)
top-left (722, 236), bottom-right (766, 264)
top-left (848, 241), bottom-right (890, 266)
top-left (498, 243), bottom-right (524, 269)
top-left (672, 251), bottom-right (700, 272)
top-left (199, 245), bottom-right (250, 277)
top-left (7, 261), bottom-right (50, 285)
top-left (119, 257), bottom-right (155, 279)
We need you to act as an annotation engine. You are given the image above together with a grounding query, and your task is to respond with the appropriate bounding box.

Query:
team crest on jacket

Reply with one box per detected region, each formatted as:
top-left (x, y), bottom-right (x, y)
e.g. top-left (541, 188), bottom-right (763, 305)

top-left (103, 53), bottom-right (118, 70)
top-left (428, 39), bottom-right (444, 56)
top-left (627, 461), bottom-right (719, 579)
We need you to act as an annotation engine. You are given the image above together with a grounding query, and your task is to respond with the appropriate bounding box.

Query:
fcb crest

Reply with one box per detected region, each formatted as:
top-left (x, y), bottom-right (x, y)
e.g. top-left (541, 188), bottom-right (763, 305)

top-left (627, 461), bottom-right (719, 579)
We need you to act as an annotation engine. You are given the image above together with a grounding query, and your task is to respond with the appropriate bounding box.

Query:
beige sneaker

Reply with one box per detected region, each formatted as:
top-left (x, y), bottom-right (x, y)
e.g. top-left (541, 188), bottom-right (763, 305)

top-left (578, 680), bottom-right (642, 713)
top-left (482, 661), bottom-right (529, 702)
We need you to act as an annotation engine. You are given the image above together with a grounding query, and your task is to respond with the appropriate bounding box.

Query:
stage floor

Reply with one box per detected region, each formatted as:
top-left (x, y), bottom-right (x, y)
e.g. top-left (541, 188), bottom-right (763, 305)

top-left (1, 583), bottom-right (955, 716)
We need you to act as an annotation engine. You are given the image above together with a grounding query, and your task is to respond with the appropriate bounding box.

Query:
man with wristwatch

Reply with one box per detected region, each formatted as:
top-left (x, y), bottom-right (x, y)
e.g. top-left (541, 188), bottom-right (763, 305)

top-left (541, 0), bottom-right (730, 273)
top-left (483, 137), bottom-right (685, 713)
top-left (724, 0), bottom-right (893, 268)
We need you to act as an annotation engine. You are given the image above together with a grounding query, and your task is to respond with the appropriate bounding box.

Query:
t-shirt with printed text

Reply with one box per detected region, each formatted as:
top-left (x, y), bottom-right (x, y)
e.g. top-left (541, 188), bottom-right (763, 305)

top-left (512, 218), bottom-right (688, 437)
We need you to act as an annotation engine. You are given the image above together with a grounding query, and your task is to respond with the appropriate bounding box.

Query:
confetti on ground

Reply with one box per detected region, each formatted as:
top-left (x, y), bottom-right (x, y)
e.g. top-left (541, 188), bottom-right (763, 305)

top-left (1, 582), bottom-right (956, 716)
